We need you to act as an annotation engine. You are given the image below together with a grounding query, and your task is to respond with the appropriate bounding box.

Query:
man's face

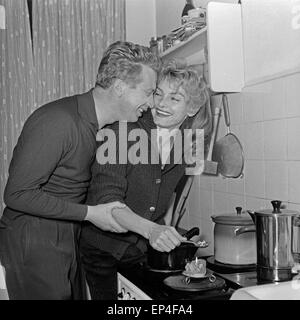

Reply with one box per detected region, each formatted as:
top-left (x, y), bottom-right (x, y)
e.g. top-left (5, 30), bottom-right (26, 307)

top-left (152, 79), bottom-right (189, 130)
top-left (122, 65), bottom-right (157, 122)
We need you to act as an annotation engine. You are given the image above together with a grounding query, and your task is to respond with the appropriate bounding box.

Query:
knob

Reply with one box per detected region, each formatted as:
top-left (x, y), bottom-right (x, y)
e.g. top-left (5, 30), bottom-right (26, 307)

top-left (271, 200), bottom-right (282, 213)
top-left (236, 207), bottom-right (242, 216)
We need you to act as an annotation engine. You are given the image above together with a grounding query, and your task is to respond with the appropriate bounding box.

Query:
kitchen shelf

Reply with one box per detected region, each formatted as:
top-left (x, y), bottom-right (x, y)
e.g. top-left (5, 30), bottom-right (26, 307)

top-left (160, 27), bottom-right (207, 65)
top-left (160, 2), bottom-right (244, 93)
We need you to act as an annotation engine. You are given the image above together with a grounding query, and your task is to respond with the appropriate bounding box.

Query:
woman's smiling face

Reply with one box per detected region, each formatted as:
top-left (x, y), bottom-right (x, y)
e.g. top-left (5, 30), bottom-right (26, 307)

top-left (152, 79), bottom-right (190, 130)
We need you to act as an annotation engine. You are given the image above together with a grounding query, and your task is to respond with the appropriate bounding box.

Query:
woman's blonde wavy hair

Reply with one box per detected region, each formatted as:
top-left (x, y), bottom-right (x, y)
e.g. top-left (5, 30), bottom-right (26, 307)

top-left (158, 59), bottom-right (213, 156)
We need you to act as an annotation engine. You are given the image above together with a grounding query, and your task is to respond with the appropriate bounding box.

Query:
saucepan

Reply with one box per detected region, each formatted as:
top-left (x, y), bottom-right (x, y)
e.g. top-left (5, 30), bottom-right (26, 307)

top-left (146, 227), bottom-right (208, 271)
top-left (211, 207), bottom-right (256, 265)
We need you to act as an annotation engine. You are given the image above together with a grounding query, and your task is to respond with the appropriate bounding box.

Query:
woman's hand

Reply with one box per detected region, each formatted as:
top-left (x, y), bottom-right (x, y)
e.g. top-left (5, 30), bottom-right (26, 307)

top-left (148, 224), bottom-right (186, 252)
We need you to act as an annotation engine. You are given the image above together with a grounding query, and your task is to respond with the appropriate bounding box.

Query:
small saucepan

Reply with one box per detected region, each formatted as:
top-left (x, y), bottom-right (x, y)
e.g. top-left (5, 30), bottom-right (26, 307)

top-left (146, 227), bottom-right (202, 271)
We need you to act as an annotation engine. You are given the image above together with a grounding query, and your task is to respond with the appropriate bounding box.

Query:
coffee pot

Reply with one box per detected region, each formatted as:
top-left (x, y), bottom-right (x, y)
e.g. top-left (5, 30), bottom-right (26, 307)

top-left (248, 200), bottom-right (300, 282)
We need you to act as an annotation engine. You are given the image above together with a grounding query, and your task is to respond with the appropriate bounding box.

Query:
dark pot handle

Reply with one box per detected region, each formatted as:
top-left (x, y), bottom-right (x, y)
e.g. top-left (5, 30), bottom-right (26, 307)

top-left (183, 227), bottom-right (200, 240)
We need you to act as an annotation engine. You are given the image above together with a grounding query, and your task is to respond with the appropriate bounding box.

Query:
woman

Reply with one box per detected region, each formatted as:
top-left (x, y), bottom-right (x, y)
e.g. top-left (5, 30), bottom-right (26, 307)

top-left (152, 59), bottom-right (212, 166)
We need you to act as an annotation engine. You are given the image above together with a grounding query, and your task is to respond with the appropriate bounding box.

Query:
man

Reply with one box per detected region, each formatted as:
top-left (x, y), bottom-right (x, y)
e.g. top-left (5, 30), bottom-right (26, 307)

top-left (80, 60), bottom-right (212, 299)
top-left (0, 41), bottom-right (160, 300)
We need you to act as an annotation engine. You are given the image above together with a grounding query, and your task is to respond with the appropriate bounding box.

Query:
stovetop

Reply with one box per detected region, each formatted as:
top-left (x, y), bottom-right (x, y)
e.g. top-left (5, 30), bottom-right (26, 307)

top-left (118, 256), bottom-right (246, 300)
top-left (206, 256), bottom-right (258, 289)
top-left (119, 264), bottom-right (234, 300)
top-left (118, 256), bottom-right (284, 300)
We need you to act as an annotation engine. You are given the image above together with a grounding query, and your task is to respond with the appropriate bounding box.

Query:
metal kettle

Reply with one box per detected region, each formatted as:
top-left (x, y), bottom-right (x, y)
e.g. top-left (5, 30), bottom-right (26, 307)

top-left (248, 200), bottom-right (300, 282)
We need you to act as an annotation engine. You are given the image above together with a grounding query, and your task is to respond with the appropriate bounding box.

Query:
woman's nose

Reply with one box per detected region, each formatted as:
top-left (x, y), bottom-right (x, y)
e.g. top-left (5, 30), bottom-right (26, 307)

top-left (158, 96), bottom-right (168, 108)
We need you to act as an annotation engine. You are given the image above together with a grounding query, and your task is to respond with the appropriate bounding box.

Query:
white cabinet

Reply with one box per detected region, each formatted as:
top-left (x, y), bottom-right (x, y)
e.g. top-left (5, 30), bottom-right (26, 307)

top-left (242, 0), bottom-right (300, 85)
top-left (161, 0), bottom-right (300, 92)
top-left (161, 3), bottom-right (244, 93)
top-left (117, 273), bottom-right (152, 300)
top-left (207, 2), bottom-right (244, 92)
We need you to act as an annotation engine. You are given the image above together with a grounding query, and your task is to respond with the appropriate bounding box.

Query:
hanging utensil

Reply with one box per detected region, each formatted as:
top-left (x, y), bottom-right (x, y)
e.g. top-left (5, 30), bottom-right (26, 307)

top-left (203, 106), bottom-right (221, 175)
top-left (212, 94), bottom-right (244, 179)
top-left (171, 176), bottom-right (194, 228)
top-left (175, 208), bottom-right (186, 229)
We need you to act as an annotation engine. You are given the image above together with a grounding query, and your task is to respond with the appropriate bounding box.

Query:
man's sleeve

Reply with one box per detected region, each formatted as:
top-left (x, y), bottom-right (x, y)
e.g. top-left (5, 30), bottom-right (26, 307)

top-left (86, 122), bottom-right (131, 205)
top-left (4, 107), bottom-right (87, 221)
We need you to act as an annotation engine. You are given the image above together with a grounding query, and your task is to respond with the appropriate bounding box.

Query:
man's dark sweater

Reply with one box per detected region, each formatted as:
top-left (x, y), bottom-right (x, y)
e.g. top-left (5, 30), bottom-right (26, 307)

top-left (0, 90), bottom-right (98, 299)
top-left (2, 90), bottom-right (98, 222)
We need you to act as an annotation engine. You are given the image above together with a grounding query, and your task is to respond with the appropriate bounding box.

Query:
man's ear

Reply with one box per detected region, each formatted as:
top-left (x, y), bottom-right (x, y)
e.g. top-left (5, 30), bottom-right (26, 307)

top-left (113, 79), bottom-right (126, 97)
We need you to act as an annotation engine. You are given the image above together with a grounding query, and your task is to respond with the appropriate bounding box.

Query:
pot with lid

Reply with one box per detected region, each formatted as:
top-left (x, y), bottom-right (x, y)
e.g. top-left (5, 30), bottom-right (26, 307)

top-left (248, 200), bottom-right (300, 282)
top-left (211, 207), bottom-right (256, 265)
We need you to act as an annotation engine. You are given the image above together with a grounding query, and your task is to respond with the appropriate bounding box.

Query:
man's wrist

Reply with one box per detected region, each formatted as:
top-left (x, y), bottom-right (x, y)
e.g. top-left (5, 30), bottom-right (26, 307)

top-left (85, 205), bottom-right (94, 222)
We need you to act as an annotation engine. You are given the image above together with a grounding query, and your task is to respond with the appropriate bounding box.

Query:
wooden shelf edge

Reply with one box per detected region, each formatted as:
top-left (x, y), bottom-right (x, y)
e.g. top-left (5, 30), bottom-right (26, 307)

top-left (160, 27), bottom-right (207, 61)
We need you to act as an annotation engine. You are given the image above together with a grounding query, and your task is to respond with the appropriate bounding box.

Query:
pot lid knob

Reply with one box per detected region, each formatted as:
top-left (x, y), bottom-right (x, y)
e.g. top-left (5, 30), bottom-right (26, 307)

top-left (236, 206), bottom-right (242, 216)
top-left (271, 200), bottom-right (282, 213)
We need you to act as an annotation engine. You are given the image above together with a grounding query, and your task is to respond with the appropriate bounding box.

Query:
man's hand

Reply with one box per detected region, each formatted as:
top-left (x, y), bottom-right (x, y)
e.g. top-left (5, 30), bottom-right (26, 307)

top-left (85, 202), bottom-right (128, 233)
top-left (148, 224), bottom-right (186, 252)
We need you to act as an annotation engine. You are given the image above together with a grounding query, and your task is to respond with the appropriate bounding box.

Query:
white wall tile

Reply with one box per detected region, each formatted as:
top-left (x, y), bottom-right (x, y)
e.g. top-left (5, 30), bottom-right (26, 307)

top-left (245, 196), bottom-right (267, 211)
top-left (285, 72), bottom-right (300, 118)
top-left (243, 122), bottom-right (264, 160)
top-left (226, 193), bottom-right (246, 213)
top-left (242, 86), bottom-right (264, 123)
top-left (265, 160), bottom-right (288, 201)
top-left (187, 182), bottom-right (201, 216)
top-left (193, 72), bottom-right (300, 257)
top-left (287, 117), bottom-right (300, 160)
top-left (264, 119), bottom-right (287, 160)
top-left (188, 186), bottom-right (212, 221)
top-left (288, 161), bottom-right (300, 203)
top-left (212, 191), bottom-right (229, 215)
top-left (188, 214), bottom-right (201, 229)
top-left (199, 189), bottom-right (213, 220)
top-left (227, 93), bottom-right (243, 125)
top-left (212, 175), bottom-right (228, 193)
top-left (244, 160), bottom-right (265, 198)
top-left (199, 174), bottom-right (213, 191)
top-left (227, 174), bottom-right (245, 195)
top-left (262, 78), bottom-right (285, 120)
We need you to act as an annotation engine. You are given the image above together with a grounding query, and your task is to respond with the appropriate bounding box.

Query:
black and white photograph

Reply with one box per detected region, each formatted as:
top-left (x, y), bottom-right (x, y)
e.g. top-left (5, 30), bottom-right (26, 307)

top-left (1, 0), bottom-right (300, 307)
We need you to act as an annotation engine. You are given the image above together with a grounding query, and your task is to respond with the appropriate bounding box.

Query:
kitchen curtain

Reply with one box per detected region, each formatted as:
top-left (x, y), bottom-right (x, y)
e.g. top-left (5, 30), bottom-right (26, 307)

top-left (0, 0), bottom-right (125, 215)
top-left (0, 0), bottom-right (36, 215)
top-left (33, 0), bottom-right (125, 106)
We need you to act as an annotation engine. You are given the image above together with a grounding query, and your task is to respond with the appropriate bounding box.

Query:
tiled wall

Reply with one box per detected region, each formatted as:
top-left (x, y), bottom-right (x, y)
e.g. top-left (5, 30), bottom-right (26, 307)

top-left (181, 71), bottom-right (300, 256)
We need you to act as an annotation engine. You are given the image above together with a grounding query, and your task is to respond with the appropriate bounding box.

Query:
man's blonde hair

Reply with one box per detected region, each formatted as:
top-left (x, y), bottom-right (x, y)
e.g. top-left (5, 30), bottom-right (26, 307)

top-left (96, 41), bottom-right (161, 89)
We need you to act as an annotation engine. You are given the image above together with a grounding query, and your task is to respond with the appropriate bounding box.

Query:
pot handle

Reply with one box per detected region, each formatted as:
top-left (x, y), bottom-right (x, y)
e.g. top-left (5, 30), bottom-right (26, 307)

top-left (234, 225), bottom-right (256, 236)
top-left (183, 227), bottom-right (200, 240)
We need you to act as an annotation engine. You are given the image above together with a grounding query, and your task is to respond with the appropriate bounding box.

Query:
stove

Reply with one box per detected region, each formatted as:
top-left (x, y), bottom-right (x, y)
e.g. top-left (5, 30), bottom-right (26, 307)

top-left (206, 255), bottom-right (258, 289)
top-left (206, 256), bottom-right (256, 274)
top-left (118, 255), bottom-right (280, 300)
top-left (205, 256), bottom-right (297, 289)
top-left (118, 259), bottom-right (236, 300)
